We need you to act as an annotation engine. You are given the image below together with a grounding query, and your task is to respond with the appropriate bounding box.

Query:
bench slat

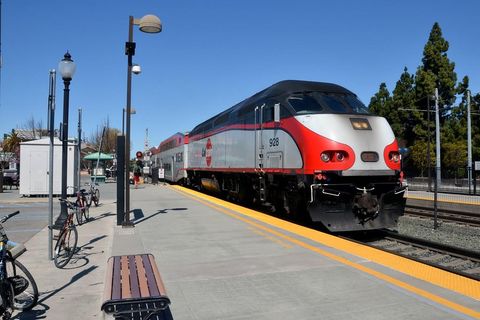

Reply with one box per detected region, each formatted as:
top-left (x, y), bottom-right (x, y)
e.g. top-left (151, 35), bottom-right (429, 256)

top-left (120, 255), bottom-right (132, 299)
top-left (135, 255), bottom-right (150, 298)
top-left (103, 257), bottom-right (114, 303)
top-left (112, 256), bottom-right (122, 300)
top-left (128, 255), bottom-right (141, 299)
top-left (148, 254), bottom-right (167, 296)
top-left (142, 254), bottom-right (160, 296)
top-left (148, 254), bottom-right (168, 297)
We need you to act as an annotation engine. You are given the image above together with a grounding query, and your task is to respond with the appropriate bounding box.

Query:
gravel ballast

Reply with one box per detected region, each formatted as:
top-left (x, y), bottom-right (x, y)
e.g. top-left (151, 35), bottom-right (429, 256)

top-left (396, 215), bottom-right (480, 253)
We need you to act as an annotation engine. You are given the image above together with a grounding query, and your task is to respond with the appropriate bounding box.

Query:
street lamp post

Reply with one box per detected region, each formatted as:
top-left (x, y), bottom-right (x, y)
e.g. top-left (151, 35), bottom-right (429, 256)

top-left (123, 14), bottom-right (162, 226)
top-left (122, 107), bottom-right (137, 136)
top-left (59, 52), bottom-right (76, 216)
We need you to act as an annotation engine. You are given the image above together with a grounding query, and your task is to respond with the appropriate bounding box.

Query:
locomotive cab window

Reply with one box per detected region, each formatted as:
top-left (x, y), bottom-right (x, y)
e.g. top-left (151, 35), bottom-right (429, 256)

top-left (288, 92), bottom-right (370, 115)
top-left (288, 94), bottom-right (323, 114)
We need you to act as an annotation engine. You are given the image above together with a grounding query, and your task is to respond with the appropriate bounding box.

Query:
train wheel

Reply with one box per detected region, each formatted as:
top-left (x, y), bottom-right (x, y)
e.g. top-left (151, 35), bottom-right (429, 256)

top-left (274, 190), bottom-right (290, 216)
top-left (286, 192), bottom-right (309, 223)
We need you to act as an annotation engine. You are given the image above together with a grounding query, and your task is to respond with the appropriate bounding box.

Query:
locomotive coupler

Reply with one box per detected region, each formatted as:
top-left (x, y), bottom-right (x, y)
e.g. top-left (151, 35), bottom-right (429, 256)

top-left (353, 187), bottom-right (379, 223)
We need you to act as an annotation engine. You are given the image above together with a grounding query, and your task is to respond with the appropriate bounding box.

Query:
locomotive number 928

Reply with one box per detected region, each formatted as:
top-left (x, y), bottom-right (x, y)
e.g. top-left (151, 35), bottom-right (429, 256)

top-left (152, 80), bottom-right (407, 232)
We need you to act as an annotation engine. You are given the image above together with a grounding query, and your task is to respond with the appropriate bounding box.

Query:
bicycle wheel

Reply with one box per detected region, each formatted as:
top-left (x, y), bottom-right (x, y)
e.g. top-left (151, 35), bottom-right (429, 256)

top-left (75, 200), bottom-right (84, 225)
top-left (86, 189), bottom-right (93, 207)
top-left (6, 258), bottom-right (39, 311)
top-left (54, 225), bottom-right (78, 268)
top-left (93, 189), bottom-right (100, 206)
top-left (83, 204), bottom-right (90, 221)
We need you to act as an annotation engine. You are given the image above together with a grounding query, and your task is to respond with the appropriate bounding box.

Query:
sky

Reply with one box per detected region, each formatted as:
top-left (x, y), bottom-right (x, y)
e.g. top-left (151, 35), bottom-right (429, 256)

top-left (1, 0), bottom-right (479, 156)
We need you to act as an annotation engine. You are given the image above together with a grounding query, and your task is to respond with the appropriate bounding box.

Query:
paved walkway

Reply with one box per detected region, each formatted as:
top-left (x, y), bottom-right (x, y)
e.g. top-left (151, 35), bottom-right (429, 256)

top-left (3, 183), bottom-right (479, 319)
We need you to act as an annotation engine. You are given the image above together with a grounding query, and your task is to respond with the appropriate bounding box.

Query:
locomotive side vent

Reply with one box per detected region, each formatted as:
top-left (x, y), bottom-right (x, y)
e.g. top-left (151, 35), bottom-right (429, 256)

top-left (361, 152), bottom-right (379, 162)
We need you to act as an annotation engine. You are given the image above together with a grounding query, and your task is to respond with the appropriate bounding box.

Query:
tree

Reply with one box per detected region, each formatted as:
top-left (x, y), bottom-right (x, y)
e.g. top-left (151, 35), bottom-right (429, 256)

top-left (2, 131), bottom-right (22, 156)
top-left (415, 22), bottom-right (457, 120)
top-left (23, 116), bottom-right (48, 139)
top-left (391, 67), bottom-right (418, 147)
top-left (87, 120), bottom-right (120, 154)
top-left (410, 140), bottom-right (436, 177)
top-left (442, 141), bottom-right (467, 179)
top-left (368, 83), bottom-right (392, 118)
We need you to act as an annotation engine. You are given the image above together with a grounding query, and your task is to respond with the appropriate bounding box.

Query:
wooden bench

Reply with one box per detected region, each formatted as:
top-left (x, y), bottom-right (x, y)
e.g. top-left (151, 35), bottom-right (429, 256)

top-left (102, 254), bottom-right (171, 319)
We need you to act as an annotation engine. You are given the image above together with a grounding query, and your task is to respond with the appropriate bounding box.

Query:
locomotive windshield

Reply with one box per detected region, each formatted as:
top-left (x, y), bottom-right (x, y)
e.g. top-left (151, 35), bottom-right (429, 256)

top-left (287, 92), bottom-right (370, 115)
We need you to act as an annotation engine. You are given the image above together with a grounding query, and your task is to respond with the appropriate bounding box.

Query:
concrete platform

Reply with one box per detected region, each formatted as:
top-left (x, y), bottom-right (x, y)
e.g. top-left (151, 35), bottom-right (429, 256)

top-left (115, 185), bottom-right (479, 320)
top-left (2, 183), bottom-right (479, 319)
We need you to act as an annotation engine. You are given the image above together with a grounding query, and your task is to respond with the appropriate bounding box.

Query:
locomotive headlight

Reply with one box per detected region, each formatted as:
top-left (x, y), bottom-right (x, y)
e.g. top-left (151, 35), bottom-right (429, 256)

top-left (336, 152), bottom-right (345, 161)
top-left (350, 118), bottom-right (371, 130)
top-left (321, 152), bottom-right (331, 162)
top-left (389, 151), bottom-right (400, 163)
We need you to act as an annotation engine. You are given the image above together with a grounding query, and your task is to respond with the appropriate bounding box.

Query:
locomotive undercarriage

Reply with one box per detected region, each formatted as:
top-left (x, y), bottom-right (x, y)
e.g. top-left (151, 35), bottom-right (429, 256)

top-left (187, 170), bottom-right (406, 232)
top-left (308, 172), bottom-right (407, 232)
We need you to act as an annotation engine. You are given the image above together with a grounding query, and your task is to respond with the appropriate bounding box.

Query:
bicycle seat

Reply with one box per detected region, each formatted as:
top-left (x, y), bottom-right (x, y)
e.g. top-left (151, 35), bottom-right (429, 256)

top-left (8, 242), bottom-right (26, 259)
top-left (80, 189), bottom-right (87, 193)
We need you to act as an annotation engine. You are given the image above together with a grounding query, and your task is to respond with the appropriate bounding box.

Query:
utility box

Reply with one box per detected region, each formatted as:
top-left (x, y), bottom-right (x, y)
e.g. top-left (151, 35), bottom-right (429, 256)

top-left (19, 138), bottom-right (78, 196)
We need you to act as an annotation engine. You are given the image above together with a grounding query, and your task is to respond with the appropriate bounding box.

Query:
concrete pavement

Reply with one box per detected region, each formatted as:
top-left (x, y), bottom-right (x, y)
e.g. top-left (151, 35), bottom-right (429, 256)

top-left (1, 182), bottom-right (478, 319)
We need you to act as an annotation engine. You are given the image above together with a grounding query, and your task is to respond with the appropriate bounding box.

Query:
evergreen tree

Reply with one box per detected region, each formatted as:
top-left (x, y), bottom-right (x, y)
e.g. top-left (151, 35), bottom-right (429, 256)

top-left (415, 22), bottom-right (457, 120)
top-left (391, 67), bottom-right (418, 147)
top-left (368, 83), bottom-right (393, 119)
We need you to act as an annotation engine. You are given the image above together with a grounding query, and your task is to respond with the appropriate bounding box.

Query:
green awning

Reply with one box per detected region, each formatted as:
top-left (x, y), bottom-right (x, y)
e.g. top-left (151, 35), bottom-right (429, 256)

top-left (84, 152), bottom-right (113, 161)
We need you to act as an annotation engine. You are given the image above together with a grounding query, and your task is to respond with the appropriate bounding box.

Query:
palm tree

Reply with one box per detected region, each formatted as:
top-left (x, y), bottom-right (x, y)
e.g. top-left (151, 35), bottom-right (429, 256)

top-left (2, 131), bottom-right (22, 158)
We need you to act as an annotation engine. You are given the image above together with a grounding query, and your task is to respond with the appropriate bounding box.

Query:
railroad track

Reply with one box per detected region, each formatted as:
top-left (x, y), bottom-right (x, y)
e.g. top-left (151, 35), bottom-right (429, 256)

top-left (404, 205), bottom-right (480, 227)
top-left (342, 230), bottom-right (480, 281)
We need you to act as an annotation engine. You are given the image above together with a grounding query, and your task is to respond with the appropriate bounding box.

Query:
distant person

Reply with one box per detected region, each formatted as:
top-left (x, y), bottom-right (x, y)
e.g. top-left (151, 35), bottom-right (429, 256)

top-left (133, 160), bottom-right (142, 189)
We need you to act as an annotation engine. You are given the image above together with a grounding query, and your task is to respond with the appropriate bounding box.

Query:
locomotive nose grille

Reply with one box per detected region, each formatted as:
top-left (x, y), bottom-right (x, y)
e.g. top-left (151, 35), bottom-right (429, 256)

top-left (361, 152), bottom-right (379, 162)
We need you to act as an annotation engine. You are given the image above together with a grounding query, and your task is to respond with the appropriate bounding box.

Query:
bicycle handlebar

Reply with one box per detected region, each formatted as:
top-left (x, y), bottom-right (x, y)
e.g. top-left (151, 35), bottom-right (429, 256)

top-left (58, 199), bottom-right (78, 209)
top-left (0, 211), bottom-right (20, 223)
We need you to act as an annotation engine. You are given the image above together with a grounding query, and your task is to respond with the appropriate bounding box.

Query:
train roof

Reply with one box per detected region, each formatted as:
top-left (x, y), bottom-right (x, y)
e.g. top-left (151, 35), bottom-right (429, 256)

top-left (226, 80), bottom-right (355, 113)
top-left (248, 80), bottom-right (354, 100)
top-left (190, 80), bottom-right (356, 136)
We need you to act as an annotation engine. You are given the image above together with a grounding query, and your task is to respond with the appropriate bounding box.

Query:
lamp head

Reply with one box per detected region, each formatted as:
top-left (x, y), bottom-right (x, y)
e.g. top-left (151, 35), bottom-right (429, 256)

top-left (132, 64), bottom-right (142, 75)
top-left (58, 51), bottom-right (76, 81)
top-left (139, 14), bottom-right (162, 33)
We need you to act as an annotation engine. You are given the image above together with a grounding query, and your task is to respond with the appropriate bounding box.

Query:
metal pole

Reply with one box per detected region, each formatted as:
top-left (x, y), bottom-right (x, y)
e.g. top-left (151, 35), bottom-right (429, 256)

top-left (434, 88), bottom-right (439, 230)
top-left (48, 69), bottom-right (56, 260)
top-left (116, 135), bottom-right (125, 225)
top-left (124, 16), bottom-right (135, 227)
top-left (93, 126), bottom-right (106, 185)
top-left (60, 78), bottom-right (70, 216)
top-left (122, 108), bottom-right (125, 136)
top-left (435, 88), bottom-right (441, 186)
top-left (467, 90), bottom-right (472, 194)
top-left (427, 97), bottom-right (431, 192)
top-left (77, 108), bottom-right (82, 193)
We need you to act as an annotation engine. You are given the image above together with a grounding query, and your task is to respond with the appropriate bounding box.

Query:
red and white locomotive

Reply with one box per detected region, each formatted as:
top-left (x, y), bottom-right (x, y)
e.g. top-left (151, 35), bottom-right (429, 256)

top-left (152, 80), bottom-right (407, 232)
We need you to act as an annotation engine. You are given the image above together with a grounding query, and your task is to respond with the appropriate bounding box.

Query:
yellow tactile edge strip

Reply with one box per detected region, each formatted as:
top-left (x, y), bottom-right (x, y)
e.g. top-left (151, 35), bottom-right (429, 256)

top-left (407, 194), bottom-right (480, 206)
top-left (171, 185), bottom-right (480, 319)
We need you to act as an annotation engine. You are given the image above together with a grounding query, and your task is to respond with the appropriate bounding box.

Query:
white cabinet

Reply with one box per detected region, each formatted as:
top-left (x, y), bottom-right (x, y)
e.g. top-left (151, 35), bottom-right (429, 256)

top-left (19, 138), bottom-right (77, 196)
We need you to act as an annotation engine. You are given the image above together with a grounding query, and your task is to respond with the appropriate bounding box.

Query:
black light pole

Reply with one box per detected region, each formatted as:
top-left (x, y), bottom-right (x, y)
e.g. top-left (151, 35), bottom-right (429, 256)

top-left (59, 52), bottom-right (76, 216)
top-left (427, 96), bottom-right (431, 192)
top-left (123, 14), bottom-right (162, 227)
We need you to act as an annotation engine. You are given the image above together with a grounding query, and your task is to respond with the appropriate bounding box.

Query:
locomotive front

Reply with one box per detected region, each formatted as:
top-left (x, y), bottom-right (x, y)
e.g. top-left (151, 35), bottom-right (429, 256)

top-left (287, 89), bottom-right (407, 231)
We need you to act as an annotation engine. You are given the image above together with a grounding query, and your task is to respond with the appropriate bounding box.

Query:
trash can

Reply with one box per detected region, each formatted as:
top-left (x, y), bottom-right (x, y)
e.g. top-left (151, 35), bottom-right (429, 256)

top-left (151, 167), bottom-right (159, 185)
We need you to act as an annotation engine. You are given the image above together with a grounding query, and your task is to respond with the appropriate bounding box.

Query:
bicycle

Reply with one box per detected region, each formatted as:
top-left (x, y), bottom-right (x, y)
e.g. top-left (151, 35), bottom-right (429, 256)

top-left (75, 189), bottom-right (90, 225)
top-left (53, 200), bottom-right (78, 269)
top-left (0, 211), bottom-right (38, 318)
top-left (85, 182), bottom-right (100, 207)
